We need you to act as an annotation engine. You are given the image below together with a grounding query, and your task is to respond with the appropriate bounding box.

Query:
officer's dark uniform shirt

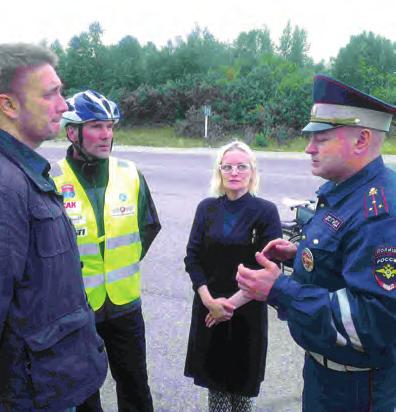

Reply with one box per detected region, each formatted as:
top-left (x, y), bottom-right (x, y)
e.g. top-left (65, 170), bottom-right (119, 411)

top-left (0, 130), bottom-right (107, 411)
top-left (268, 156), bottom-right (396, 369)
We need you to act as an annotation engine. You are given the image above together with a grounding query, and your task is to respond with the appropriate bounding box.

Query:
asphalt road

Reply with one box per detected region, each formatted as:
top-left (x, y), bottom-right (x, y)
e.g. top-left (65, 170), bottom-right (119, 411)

top-left (37, 144), bottom-right (334, 411)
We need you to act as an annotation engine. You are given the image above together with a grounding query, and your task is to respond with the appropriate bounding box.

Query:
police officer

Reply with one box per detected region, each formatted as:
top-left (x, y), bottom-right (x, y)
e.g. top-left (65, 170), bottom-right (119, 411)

top-left (237, 75), bottom-right (396, 411)
top-left (0, 44), bottom-right (107, 412)
top-left (52, 90), bottom-right (161, 412)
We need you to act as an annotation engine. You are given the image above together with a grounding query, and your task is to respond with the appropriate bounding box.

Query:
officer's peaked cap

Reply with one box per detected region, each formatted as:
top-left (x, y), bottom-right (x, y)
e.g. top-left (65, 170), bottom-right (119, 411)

top-left (302, 75), bottom-right (396, 133)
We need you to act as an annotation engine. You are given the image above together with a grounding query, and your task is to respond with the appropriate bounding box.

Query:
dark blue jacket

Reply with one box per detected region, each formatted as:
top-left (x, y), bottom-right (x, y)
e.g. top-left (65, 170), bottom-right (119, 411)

top-left (0, 130), bottom-right (107, 411)
top-left (268, 156), bottom-right (396, 369)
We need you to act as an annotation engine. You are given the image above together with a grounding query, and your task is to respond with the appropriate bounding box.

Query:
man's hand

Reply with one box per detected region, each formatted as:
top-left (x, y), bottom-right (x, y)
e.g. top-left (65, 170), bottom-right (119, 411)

top-left (262, 238), bottom-right (297, 262)
top-left (236, 252), bottom-right (281, 301)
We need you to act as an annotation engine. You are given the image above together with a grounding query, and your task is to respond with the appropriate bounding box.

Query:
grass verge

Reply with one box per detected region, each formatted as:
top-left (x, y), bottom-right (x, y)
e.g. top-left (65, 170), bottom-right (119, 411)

top-left (114, 126), bottom-right (310, 151)
top-left (58, 126), bottom-right (396, 154)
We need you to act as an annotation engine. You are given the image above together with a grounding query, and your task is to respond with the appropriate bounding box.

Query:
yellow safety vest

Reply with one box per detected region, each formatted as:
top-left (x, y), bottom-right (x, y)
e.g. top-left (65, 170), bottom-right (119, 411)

top-left (52, 157), bottom-right (142, 311)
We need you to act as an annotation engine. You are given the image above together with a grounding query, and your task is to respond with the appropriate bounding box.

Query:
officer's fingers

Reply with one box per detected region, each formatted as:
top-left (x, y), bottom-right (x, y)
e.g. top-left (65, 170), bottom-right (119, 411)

top-left (236, 273), bottom-right (247, 291)
top-left (276, 242), bottom-right (298, 257)
top-left (236, 271), bottom-right (251, 291)
top-left (275, 240), bottom-right (295, 250)
top-left (255, 252), bottom-right (274, 269)
top-left (237, 264), bottom-right (257, 280)
top-left (237, 278), bottom-right (250, 292)
top-left (262, 239), bottom-right (279, 255)
top-left (237, 272), bottom-right (256, 297)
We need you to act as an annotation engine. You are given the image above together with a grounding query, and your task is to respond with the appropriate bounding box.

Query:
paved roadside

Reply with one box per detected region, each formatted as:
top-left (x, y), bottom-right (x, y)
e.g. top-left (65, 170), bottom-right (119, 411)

top-left (42, 141), bottom-right (396, 163)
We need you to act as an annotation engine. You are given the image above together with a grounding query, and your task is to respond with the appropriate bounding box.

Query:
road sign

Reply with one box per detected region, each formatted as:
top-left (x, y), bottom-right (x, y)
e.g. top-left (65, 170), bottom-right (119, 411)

top-left (203, 105), bottom-right (211, 117)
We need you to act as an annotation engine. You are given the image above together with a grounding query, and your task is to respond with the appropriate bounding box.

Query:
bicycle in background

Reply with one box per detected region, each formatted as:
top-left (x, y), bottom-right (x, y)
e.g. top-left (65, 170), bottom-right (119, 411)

top-left (280, 198), bottom-right (316, 273)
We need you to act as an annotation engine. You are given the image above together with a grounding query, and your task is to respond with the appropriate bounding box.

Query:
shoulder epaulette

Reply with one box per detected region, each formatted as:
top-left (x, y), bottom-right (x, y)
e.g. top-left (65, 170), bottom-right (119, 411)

top-left (364, 186), bottom-right (389, 219)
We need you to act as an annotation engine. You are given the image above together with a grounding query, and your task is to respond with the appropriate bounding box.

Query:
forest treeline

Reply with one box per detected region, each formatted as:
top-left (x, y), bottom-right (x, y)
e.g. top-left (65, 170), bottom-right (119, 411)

top-left (48, 21), bottom-right (396, 143)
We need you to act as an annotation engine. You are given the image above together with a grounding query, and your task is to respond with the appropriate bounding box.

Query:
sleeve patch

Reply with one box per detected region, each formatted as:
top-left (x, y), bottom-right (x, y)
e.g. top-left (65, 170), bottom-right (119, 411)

top-left (373, 246), bottom-right (396, 291)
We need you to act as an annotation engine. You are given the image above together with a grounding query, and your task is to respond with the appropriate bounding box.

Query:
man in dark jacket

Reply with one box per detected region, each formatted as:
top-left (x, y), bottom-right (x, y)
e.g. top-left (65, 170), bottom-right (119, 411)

top-left (0, 43), bottom-right (108, 412)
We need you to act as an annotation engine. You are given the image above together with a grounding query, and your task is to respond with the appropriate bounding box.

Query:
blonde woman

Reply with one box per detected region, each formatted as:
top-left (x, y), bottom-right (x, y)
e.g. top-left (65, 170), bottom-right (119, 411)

top-left (184, 141), bottom-right (282, 411)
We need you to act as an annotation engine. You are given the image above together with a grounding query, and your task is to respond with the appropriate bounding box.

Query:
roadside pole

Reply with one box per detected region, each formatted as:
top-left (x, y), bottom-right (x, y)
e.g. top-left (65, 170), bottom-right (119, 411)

top-left (202, 104), bottom-right (211, 139)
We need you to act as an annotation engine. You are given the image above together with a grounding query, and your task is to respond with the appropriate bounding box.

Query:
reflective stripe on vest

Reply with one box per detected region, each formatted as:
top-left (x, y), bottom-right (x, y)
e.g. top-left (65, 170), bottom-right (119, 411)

top-left (83, 263), bottom-right (139, 289)
top-left (79, 243), bottom-right (100, 256)
top-left (79, 232), bottom-right (140, 256)
top-left (84, 273), bottom-right (105, 288)
top-left (107, 263), bottom-right (140, 283)
top-left (52, 157), bottom-right (142, 311)
top-left (106, 232), bottom-right (141, 249)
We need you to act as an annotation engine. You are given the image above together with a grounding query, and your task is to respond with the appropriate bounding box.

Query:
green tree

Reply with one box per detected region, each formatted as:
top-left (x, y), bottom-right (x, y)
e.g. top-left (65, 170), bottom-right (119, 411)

top-left (233, 28), bottom-right (273, 61)
top-left (289, 26), bottom-right (311, 66)
top-left (277, 21), bottom-right (311, 66)
top-left (61, 21), bottom-right (107, 94)
top-left (104, 35), bottom-right (144, 98)
top-left (278, 21), bottom-right (292, 59)
top-left (166, 25), bottom-right (229, 81)
top-left (332, 31), bottom-right (396, 93)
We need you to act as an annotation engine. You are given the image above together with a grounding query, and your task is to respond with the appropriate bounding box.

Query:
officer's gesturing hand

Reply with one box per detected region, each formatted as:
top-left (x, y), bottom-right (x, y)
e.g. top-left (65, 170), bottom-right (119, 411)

top-left (262, 238), bottom-right (297, 262)
top-left (236, 252), bottom-right (281, 301)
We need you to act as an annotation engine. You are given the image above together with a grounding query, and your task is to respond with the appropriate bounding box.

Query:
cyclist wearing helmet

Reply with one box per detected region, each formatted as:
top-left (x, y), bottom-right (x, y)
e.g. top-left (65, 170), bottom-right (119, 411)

top-left (52, 90), bottom-right (161, 412)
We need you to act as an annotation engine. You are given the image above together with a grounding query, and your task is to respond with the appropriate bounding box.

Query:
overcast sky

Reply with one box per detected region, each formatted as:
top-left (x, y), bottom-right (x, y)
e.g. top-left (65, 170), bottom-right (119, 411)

top-left (3, 0), bottom-right (395, 63)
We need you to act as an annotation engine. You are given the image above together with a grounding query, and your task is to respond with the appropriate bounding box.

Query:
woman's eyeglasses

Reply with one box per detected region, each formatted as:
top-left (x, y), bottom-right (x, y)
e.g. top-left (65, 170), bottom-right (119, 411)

top-left (219, 163), bottom-right (251, 174)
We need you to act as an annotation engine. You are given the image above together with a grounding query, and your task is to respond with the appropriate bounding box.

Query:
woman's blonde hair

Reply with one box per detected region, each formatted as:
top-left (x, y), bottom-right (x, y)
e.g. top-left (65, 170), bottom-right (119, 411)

top-left (209, 140), bottom-right (260, 196)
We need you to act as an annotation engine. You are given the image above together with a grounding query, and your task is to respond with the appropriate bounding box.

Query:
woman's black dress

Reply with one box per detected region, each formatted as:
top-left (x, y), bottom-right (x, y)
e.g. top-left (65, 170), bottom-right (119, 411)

top-left (184, 193), bottom-right (282, 397)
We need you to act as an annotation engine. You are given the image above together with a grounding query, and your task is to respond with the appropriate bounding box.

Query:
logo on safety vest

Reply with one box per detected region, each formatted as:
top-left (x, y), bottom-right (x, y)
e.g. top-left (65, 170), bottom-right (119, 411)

top-left (119, 193), bottom-right (128, 202)
top-left (373, 246), bottom-right (396, 291)
top-left (75, 227), bottom-right (87, 237)
top-left (111, 205), bottom-right (135, 217)
top-left (61, 184), bottom-right (75, 199)
top-left (301, 248), bottom-right (314, 272)
top-left (70, 215), bottom-right (86, 225)
top-left (64, 201), bottom-right (82, 212)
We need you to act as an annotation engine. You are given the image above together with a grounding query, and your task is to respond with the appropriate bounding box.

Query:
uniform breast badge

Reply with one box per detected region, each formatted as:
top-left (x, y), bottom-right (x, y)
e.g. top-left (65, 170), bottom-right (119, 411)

top-left (302, 248), bottom-right (314, 272)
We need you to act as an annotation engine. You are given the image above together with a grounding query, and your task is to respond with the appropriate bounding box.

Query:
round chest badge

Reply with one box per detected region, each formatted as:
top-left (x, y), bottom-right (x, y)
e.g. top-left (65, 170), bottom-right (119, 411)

top-left (301, 248), bottom-right (314, 272)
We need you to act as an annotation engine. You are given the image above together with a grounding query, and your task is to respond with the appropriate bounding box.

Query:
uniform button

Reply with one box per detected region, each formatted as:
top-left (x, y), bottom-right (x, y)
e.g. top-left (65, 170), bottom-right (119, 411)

top-left (319, 203), bottom-right (325, 208)
top-left (302, 235), bottom-right (306, 240)
top-left (313, 239), bottom-right (319, 245)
